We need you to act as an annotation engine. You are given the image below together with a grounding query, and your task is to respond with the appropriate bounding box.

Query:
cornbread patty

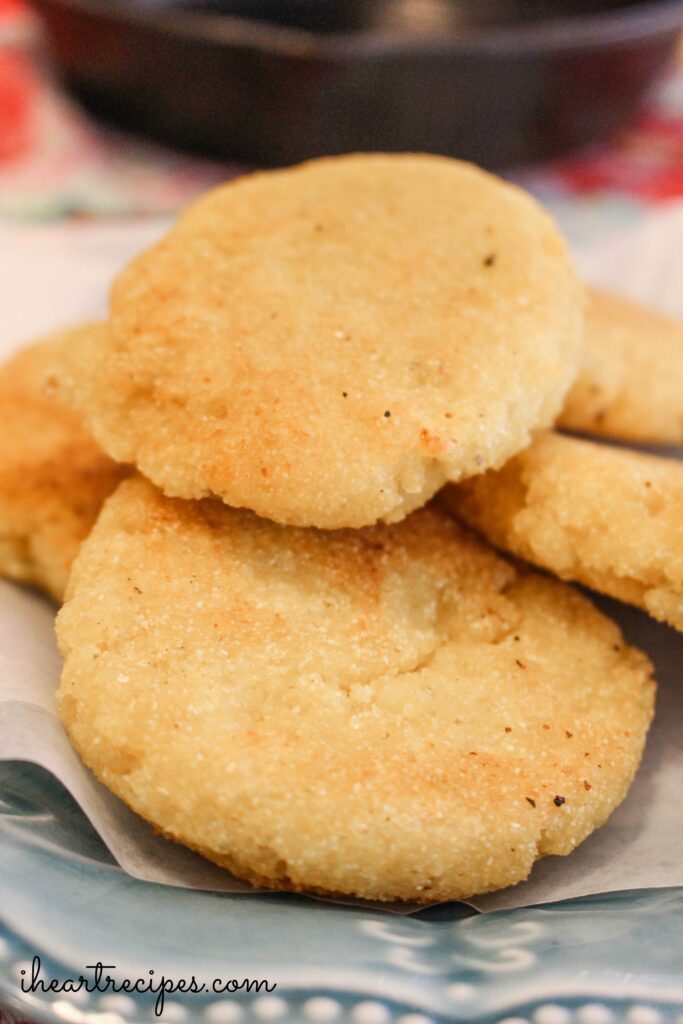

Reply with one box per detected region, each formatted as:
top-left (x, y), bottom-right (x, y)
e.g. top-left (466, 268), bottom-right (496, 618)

top-left (443, 432), bottom-right (683, 631)
top-left (66, 153), bottom-right (582, 528)
top-left (0, 326), bottom-right (128, 601)
top-left (57, 476), bottom-right (653, 903)
top-left (560, 287), bottom-right (683, 444)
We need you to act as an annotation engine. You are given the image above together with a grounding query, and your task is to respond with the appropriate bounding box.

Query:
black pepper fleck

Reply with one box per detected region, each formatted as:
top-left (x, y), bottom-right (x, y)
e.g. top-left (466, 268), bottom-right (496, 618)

top-left (483, 253), bottom-right (496, 267)
top-left (384, 410), bottom-right (391, 418)
top-left (342, 392), bottom-right (348, 398)
top-left (526, 797), bottom-right (536, 808)
top-left (553, 795), bottom-right (566, 807)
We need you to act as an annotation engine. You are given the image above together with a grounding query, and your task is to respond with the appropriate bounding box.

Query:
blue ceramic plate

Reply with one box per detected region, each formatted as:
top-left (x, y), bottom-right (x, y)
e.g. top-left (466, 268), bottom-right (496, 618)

top-left (2, 761), bottom-right (683, 1024)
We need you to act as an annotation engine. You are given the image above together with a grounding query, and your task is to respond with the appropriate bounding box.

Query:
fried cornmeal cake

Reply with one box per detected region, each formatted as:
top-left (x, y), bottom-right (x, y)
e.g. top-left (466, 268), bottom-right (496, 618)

top-left (444, 432), bottom-right (683, 631)
top-left (57, 476), bottom-right (654, 903)
top-left (0, 325), bottom-right (128, 601)
top-left (65, 153), bottom-right (583, 529)
top-left (560, 287), bottom-right (683, 444)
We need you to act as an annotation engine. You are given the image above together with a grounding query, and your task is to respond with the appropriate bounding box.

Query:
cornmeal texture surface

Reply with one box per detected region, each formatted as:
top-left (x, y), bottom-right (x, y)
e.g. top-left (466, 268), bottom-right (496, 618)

top-left (0, 326), bottom-right (128, 601)
top-left (445, 432), bottom-right (683, 630)
top-left (57, 477), bottom-right (654, 902)
top-left (68, 154), bottom-right (582, 527)
top-left (560, 288), bottom-right (683, 444)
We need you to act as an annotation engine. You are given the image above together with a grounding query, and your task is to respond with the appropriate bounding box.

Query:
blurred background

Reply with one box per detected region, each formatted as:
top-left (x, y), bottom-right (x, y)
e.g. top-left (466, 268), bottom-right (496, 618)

top-left (1, 0), bottom-right (683, 242)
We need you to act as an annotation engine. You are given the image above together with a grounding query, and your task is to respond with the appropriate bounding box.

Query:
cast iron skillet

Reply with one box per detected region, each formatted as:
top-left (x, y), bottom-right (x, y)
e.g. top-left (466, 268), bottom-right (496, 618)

top-left (30, 0), bottom-right (683, 168)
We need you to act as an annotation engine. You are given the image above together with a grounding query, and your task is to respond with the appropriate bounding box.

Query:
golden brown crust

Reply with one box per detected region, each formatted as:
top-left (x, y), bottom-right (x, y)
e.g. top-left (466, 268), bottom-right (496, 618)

top-left (443, 432), bottom-right (683, 630)
top-left (57, 476), bottom-right (654, 902)
top-left (0, 326), bottom-right (129, 601)
top-left (560, 287), bottom-right (683, 444)
top-left (68, 154), bottom-right (582, 528)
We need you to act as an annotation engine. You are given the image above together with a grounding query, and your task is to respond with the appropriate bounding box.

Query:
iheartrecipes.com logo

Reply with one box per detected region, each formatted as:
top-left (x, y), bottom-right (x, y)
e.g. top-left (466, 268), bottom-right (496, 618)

top-left (20, 955), bottom-right (277, 1017)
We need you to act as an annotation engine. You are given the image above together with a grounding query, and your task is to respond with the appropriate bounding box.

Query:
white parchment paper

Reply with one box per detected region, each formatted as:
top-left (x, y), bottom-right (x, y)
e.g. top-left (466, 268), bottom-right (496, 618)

top-left (0, 206), bottom-right (682, 914)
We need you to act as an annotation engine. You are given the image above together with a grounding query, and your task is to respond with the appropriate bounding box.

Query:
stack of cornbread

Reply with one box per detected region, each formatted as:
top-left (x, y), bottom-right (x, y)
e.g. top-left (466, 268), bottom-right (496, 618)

top-left (2, 154), bottom-right (681, 903)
